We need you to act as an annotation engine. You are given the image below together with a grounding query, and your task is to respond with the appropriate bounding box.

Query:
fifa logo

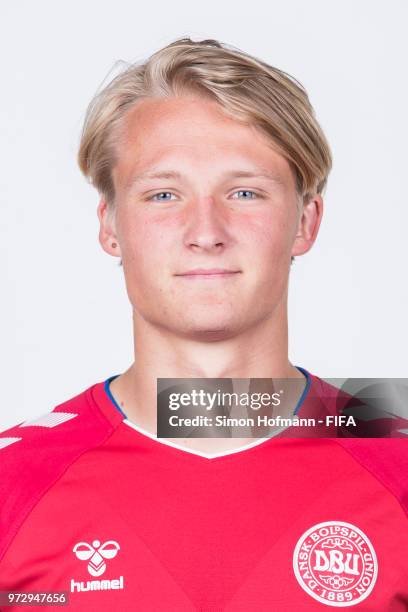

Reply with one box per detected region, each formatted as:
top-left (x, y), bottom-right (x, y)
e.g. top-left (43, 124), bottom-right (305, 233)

top-left (73, 539), bottom-right (120, 576)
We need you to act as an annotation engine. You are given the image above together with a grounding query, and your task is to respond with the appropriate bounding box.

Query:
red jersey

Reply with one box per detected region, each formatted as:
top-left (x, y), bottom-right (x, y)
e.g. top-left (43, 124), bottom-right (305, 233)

top-left (0, 369), bottom-right (407, 610)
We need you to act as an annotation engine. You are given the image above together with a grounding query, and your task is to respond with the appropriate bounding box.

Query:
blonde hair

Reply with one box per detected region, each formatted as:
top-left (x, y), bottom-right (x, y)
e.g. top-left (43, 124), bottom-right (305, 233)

top-left (78, 37), bottom-right (332, 208)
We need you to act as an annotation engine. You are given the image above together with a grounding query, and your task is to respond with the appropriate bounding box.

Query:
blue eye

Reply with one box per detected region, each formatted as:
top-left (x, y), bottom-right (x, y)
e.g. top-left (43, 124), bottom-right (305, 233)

top-left (150, 192), bottom-right (176, 201)
top-left (232, 190), bottom-right (258, 199)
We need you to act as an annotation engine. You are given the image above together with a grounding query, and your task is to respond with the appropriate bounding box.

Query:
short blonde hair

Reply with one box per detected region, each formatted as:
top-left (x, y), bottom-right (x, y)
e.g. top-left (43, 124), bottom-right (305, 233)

top-left (78, 37), bottom-right (332, 207)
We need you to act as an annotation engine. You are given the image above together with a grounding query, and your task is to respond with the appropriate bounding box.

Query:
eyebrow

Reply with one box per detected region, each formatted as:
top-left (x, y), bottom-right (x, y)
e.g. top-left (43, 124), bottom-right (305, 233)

top-left (125, 168), bottom-right (286, 190)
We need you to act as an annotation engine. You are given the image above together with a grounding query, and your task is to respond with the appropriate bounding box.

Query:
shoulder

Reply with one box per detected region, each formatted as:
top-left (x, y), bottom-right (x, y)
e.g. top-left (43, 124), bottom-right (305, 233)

top-left (0, 382), bottom-right (117, 561)
top-left (0, 382), bottom-right (115, 463)
top-left (333, 437), bottom-right (408, 518)
top-left (307, 371), bottom-right (408, 436)
top-left (306, 370), bottom-right (408, 517)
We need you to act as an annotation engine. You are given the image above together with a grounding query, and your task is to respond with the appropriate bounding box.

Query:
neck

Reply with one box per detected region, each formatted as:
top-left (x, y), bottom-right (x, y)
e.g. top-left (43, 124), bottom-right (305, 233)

top-left (109, 299), bottom-right (305, 452)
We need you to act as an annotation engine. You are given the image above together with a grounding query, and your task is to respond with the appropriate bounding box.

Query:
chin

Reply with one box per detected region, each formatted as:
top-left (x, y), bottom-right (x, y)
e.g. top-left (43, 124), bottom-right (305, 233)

top-left (176, 317), bottom-right (240, 342)
top-left (187, 327), bottom-right (238, 342)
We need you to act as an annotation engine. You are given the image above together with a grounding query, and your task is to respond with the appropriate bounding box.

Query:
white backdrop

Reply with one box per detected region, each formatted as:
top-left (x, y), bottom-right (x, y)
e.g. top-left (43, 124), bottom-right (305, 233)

top-left (1, 0), bottom-right (407, 430)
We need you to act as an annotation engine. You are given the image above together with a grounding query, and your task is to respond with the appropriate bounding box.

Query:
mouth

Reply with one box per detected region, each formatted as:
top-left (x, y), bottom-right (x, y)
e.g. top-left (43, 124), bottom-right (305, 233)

top-left (175, 269), bottom-right (242, 279)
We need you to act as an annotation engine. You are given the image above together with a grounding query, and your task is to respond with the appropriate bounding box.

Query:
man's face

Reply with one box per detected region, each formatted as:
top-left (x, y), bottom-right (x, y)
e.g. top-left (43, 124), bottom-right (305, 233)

top-left (100, 95), bottom-right (320, 340)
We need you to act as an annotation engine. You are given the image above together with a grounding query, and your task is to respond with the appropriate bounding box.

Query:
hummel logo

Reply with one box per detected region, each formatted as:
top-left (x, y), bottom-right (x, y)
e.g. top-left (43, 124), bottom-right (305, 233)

top-left (73, 539), bottom-right (120, 577)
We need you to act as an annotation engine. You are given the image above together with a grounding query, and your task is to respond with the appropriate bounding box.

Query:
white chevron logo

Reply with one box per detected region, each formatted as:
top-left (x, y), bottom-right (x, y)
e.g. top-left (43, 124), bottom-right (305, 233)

top-left (19, 412), bottom-right (78, 428)
top-left (0, 437), bottom-right (22, 449)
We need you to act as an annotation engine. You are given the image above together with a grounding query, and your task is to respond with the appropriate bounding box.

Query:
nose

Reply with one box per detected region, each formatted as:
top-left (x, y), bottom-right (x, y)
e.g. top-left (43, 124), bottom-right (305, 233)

top-left (183, 195), bottom-right (231, 253)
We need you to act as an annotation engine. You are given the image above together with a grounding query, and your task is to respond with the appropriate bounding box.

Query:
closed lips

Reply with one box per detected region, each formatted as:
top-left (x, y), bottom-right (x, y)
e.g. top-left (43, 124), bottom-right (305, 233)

top-left (176, 269), bottom-right (240, 275)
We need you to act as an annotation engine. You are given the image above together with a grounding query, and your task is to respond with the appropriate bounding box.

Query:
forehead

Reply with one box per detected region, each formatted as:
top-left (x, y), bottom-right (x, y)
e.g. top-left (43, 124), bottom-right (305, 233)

top-left (113, 96), bottom-right (295, 187)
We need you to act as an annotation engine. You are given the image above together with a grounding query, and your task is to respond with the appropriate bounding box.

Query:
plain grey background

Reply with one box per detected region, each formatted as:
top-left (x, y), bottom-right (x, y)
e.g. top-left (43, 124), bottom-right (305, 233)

top-left (1, 0), bottom-right (407, 430)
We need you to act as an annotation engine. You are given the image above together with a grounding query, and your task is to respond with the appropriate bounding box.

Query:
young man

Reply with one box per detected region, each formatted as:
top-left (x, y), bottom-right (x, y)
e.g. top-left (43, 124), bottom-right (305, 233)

top-left (0, 38), bottom-right (407, 610)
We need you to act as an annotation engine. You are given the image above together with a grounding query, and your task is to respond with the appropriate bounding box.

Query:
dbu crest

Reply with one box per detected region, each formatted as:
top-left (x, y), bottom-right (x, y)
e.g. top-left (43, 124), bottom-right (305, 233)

top-left (293, 521), bottom-right (378, 607)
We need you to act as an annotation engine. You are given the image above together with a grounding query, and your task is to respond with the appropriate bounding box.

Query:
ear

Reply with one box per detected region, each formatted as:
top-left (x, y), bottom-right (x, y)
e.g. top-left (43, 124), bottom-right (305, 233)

top-left (97, 197), bottom-right (122, 258)
top-left (291, 194), bottom-right (324, 257)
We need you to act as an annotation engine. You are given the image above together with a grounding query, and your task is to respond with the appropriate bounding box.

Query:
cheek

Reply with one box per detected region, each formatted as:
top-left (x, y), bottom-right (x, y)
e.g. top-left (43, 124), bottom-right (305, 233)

top-left (118, 211), bottom-right (175, 265)
top-left (240, 209), bottom-right (295, 260)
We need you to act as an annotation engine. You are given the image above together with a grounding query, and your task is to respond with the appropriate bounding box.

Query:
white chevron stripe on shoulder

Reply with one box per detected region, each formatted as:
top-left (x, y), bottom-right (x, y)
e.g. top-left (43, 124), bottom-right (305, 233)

top-left (0, 437), bottom-right (22, 449)
top-left (19, 412), bottom-right (78, 428)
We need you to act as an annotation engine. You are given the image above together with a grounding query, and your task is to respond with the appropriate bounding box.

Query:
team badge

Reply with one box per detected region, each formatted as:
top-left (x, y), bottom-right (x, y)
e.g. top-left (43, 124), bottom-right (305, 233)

top-left (293, 521), bottom-right (378, 607)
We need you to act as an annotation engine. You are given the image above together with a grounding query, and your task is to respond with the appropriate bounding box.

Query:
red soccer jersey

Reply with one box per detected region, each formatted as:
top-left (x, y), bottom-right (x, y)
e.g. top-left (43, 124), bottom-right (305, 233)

top-left (0, 368), bottom-right (407, 611)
